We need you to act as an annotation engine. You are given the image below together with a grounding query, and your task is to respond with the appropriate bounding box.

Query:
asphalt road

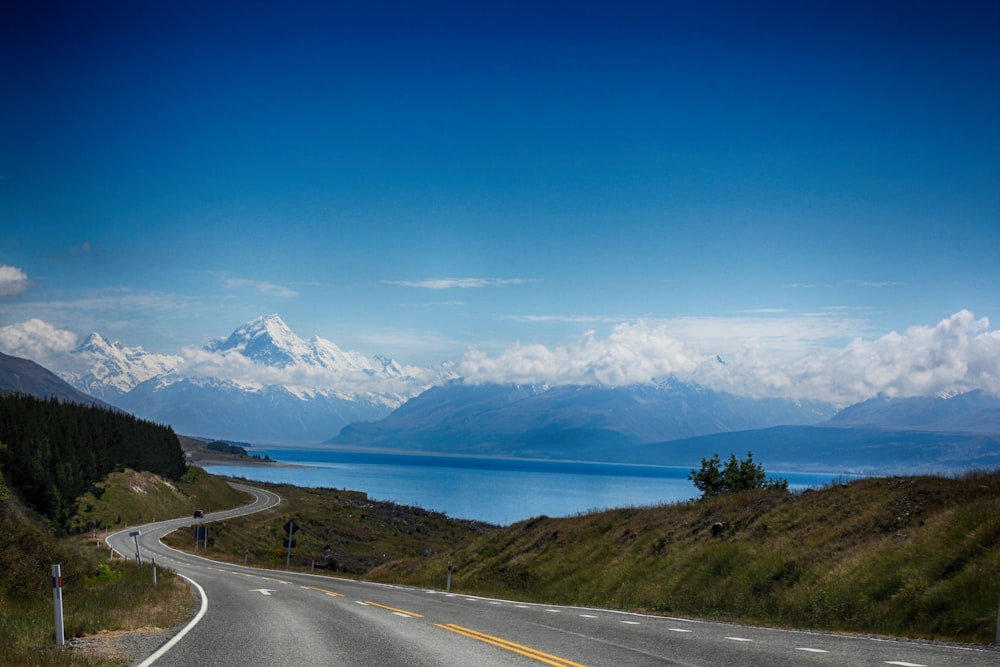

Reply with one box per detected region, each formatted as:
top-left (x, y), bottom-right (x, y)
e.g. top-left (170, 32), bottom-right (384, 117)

top-left (107, 483), bottom-right (1000, 666)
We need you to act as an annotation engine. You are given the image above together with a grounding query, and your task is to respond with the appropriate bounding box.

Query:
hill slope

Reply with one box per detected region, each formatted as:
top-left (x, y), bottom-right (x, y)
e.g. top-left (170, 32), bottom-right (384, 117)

top-left (0, 351), bottom-right (108, 407)
top-left (370, 471), bottom-right (1000, 643)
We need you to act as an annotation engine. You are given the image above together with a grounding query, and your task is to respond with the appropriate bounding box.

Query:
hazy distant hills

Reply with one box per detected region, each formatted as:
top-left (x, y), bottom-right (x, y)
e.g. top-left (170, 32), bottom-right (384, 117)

top-left (821, 390), bottom-right (1000, 433)
top-left (115, 374), bottom-right (393, 443)
top-left (328, 379), bottom-right (837, 459)
top-left (624, 426), bottom-right (1000, 473)
top-left (0, 351), bottom-right (108, 408)
top-left (330, 382), bottom-right (1000, 472)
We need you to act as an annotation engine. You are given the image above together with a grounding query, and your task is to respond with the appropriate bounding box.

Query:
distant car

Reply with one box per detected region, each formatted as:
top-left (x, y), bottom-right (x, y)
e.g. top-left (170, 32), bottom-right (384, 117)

top-left (194, 509), bottom-right (205, 518)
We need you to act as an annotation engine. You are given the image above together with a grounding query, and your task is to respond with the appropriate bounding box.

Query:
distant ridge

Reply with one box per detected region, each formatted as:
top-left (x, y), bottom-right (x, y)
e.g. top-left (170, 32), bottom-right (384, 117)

top-left (329, 379), bottom-right (836, 459)
top-left (0, 351), bottom-right (109, 408)
top-left (821, 390), bottom-right (1000, 434)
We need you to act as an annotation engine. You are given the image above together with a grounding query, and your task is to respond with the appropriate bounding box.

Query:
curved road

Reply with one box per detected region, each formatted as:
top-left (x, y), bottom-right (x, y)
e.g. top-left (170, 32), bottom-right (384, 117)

top-left (108, 483), bottom-right (999, 666)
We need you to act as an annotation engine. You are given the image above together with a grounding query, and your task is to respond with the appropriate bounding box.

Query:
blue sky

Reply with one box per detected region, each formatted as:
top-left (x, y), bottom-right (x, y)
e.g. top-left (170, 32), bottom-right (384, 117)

top-left (1, 1), bottom-right (999, 404)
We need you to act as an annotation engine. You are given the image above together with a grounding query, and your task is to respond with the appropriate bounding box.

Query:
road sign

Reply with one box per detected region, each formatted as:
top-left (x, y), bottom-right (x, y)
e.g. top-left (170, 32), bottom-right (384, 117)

top-left (283, 538), bottom-right (296, 548)
top-left (283, 520), bottom-right (300, 534)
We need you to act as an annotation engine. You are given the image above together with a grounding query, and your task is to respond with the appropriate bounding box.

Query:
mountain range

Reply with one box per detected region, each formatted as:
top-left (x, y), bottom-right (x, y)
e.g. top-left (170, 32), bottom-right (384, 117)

top-left (328, 380), bottom-right (1000, 472)
top-left (329, 379), bottom-right (835, 459)
top-left (55, 315), bottom-right (453, 441)
top-left (2, 313), bottom-right (999, 473)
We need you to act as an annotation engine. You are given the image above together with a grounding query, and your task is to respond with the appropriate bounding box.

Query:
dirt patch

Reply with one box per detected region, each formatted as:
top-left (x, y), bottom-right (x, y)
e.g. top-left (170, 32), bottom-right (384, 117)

top-left (64, 627), bottom-right (175, 666)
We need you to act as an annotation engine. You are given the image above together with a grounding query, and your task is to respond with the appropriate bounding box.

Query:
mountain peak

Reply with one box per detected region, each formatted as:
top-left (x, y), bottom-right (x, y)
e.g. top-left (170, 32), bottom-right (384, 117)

top-left (206, 314), bottom-right (306, 367)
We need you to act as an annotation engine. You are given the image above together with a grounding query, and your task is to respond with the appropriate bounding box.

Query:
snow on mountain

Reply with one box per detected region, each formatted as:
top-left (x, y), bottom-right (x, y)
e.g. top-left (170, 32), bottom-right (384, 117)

top-left (205, 314), bottom-right (370, 372)
top-left (202, 314), bottom-right (428, 384)
top-left (57, 314), bottom-right (455, 441)
top-left (61, 332), bottom-right (181, 400)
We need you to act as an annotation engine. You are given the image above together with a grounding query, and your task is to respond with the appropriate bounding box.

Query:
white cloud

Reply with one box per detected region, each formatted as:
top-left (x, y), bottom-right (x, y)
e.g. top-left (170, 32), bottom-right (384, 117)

top-left (459, 311), bottom-right (1000, 406)
top-left (223, 276), bottom-right (299, 298)
top-left (384, 277), bottom-right (533, 289)
top-left (0, 318), bottom-right (78, 366)
top-left (460, 321), bottom-right (701, 387)
top-left (0, 264), bottom-right (29, 298)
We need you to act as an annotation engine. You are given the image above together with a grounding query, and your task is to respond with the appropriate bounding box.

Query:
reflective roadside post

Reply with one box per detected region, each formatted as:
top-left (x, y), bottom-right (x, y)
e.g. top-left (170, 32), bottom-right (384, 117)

top-left (52, 564), bottom-right (64, 646)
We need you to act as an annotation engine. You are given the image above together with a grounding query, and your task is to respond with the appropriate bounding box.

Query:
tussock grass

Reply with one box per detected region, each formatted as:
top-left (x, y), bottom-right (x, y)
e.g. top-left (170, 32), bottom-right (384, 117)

top-left (369, 471), bottom-right (1000, 643)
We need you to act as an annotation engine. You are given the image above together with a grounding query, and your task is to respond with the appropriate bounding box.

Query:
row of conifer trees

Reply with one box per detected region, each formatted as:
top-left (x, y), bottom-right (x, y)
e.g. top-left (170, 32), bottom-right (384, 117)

top-left (0, 393), bottom-right (187, 529)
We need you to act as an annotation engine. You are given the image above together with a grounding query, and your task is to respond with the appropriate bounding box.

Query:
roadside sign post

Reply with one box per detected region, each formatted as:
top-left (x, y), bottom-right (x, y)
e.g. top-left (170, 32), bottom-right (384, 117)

top-left (52, 564), bottom-right (64, 646)
top-left (447, 561), bottom-right (452, 593)
top-left (129, 530), bottom-right (142, 566)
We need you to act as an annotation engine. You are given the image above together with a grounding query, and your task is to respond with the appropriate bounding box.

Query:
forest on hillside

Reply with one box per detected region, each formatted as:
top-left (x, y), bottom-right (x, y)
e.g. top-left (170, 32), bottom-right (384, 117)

top-left (0, 394), bottom-right (187, 529)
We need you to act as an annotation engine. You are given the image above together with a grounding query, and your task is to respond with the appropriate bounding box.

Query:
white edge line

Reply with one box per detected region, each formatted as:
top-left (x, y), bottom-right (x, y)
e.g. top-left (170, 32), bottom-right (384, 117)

top-left (135, 572), bottom-right (207, 667)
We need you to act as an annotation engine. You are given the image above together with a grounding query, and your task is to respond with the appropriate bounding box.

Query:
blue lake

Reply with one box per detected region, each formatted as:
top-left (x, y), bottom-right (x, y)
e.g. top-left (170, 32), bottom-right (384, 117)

top-left (204, 447), bottom-right (852, 526)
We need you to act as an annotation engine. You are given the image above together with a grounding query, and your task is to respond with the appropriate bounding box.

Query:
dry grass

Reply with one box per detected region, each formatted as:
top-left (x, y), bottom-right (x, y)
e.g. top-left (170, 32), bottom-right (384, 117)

top-left (161, 478), bottom-right (494, 574)
top-left (369, 470), bottom-right (1000, 643)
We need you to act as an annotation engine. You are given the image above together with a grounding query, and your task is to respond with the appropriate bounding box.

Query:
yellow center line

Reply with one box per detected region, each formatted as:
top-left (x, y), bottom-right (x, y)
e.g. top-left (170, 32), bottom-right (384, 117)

top-left (362, 600), bottom-right (424, 618)
top-left (306, 585), bottom-right (345, 597)
top-left (435, 623), bottom-right (588, 667)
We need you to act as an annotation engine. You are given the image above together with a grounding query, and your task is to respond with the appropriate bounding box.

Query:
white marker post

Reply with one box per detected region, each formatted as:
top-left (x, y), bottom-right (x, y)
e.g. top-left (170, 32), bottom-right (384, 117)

top-left (52, 564), bottom-right (65, 646)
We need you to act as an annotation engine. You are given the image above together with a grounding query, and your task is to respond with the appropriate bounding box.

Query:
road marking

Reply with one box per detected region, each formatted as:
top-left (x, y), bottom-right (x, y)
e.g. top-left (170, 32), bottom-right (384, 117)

top-left (249, 589), bottom-right (275, 596)
top-left (885, 663), bottom-right (927, 667)
top-left (264, 577), bottom-right (293, 585)
top-left (620, 621), bottom-right (640, 625)
top-left (545, 609), bottom-right (561, 613)
top-left (579, 614), bottom-right (598, 618)
top-left (725, 636), bottom-right (753, 642)
top-left (362, 600), bottom-right (424, 618)
top-left (306, 585), bottom-right (344, 597)
top-left (797, 648), bottom-right (830, 653)
top-left (668, 628), bottom-right (692, 633)
top-left (136, 573), bottom-right (207, 667)
top-left (436, 624), bottom-right (588, 667)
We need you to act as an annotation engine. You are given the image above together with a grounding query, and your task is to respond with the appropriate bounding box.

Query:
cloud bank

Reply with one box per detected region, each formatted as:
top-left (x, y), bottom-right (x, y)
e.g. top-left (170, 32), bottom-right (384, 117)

top-left (2, 310), bottom-right (998, 408)
top-left (459, 311), bottom-right (1000, 406)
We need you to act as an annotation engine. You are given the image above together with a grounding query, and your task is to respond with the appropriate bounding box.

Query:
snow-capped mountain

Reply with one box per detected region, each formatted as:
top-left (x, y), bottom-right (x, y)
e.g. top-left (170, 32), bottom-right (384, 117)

top-left (205, 314), bottom-right (373, 372)
top-left (62, 332), bottom-right (181, 401)
top-left (59, 315), bottom-right (455, 441)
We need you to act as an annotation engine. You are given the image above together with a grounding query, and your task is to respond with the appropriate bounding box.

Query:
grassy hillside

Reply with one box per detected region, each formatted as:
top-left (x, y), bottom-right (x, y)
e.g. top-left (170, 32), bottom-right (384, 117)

top-left (369, 471), bottom-right (1000, 644)
top-left (70, 466), bottom-right (250, 533)
top-left (0, 464), bottom-right (254, 666)
top-left (162, 479), bottom-right (493, 573)
top-left (0, 479), bottom-right (191, 666)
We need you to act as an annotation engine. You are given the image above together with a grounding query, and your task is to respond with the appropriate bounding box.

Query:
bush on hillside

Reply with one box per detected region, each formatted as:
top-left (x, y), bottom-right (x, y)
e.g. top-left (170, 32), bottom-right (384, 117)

top-left (689, 451), bottom-right (788, 498)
